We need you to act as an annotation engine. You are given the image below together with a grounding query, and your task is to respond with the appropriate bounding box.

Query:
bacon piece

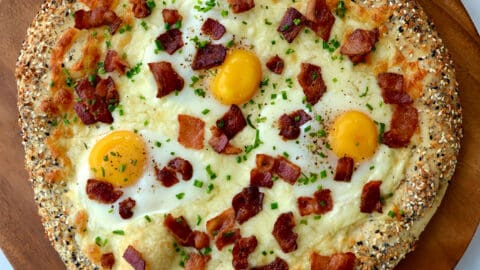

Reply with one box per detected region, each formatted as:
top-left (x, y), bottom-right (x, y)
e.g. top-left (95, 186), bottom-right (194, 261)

top-left (266, 55), bottom-right (285, 75)
top-left (256, 154), bottom-right (276, 172)
top-left (130, 0), bottom-right (151, 18)
top-left (164, 214), bottom-right (194, 245)
top-left (167, 157), bottom-right (193, 180)
top-left (119, 197), bottom-right (136, 219)
top-left (305, 0), bottom-right (335, 41)
top-left (274, 156), bottom-right (301, 184)
top-left (297, 196), bottom-right (318, 216)
top-left (86, 179), bottom-right (123, 203)
top-left (377, 73), bottom-right (413, 105)
top-left (278, 110), bottom-right (312, 140)
top-left (202, 18), bottom-right (226, 40)
top-left (206, 208), bottom-right (240, 250)
top-left (360, 181), bottom-right (382, 213)
top-left (314, 189), bottom-right (333, 214)
top-left (382, 105), bottom-right (418, 148)
top-left (232, 236), bottom-right (258, 270)
top-left (298, 189), bottom-right (335, 217)
top-left (277, 8), bottom-right (307, 43)
top-left (272, 212), bottom-right (297, 253)
top-left (298, 63), bottom-right (327, 105)
top-left (157, 29), bottom-right (184, 55)
top-left (148, 61), bottom-right (185, 98)
top-left (178, 114), bottom-right (205, 150)
top-left (74, 7), bottom-right (122, 34)
top-left (192, 44), bottom-right (227, 70)
top-left (340, 29), bottom-right (379, 64)
top-left (162, 9), bottom-right (183, 25)
top-left (251, 257), bottom-right (289, 270)
top-left (232, 187), bottom-right (264, 224)
top-left (123, 245), bottom-right (146, 270)
top-left (208, 126), bottom-right (229, 153)
top-left (228, 0), bottom-right (255, 13)
top-left (188, 231), bottom-right (211, 249)
top-left (185, 253), bottom-right (211, 270)
top-left (104, 50), bottom-right (129, 74)
top-left (101, 253), bottom-right (115, 269)
top-left (311, 252), bottom-right (356, 270)
top-left (333, 157), bottom-right (354, 182)
top-left (154, 165), bottom-right (179, 187)
top-left (217, 105), bottom-right (247, 139)
top-left (74, 76), bottom-right (118, 125)
top-left (250, 168), bottom-right (273, 188)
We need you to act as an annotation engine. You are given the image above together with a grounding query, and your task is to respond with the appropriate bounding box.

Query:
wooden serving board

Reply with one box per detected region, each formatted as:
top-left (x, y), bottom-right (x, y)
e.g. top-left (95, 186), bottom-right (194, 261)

top-left (0, 0), bottom-right (479, 269)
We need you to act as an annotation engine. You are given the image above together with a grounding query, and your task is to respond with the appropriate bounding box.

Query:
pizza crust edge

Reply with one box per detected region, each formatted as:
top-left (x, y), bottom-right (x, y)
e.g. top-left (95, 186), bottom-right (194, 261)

top-left (15, 0), bottom-right (462, 269)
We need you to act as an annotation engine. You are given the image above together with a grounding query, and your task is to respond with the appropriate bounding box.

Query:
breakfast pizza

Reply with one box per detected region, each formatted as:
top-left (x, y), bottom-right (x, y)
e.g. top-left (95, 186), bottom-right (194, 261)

top-left (16, 0), bottom-right (462, 269)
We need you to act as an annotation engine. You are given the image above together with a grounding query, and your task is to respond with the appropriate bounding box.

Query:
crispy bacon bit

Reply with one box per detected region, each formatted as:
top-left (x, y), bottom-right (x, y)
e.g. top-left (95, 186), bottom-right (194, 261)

top-left (277, 8), bottom-right (307, 43)
top-left (123, 245), bottom-right (146, 270)
top-left (298, 63), bottom-right (327, 105)
top-left (228, 0), bottom-right (255, 13)
top-left (305, 0), bottom-right (335, 41)
top-left (360, 181), bottom-right (383, 213)
top-left (232, 236), bottom-right (258, 270)
top-left (167, 157), bottom-right (193, 180)
top-left (334, 157), bottom-right (354, 181)
top-left (164, 214), bottom-right (193, 245)
top-left (382, 105), bottom-right (418, 148)
top-left (185, 253), bottom-right (211, 270)
top-left (188, 231), bottom-right (211, 249)
top-left (266, 55), bottom-right (285, 75)
top-left (130, 0), bottom-right (151, 18)
top-left (278, 110), bottom-right (312, 140)
top-left (86, 179), bottom-right (123, 203)
top-left (256, 154), bottom-right (276, 171)
top-left (192, 44), bottom-right (227, 70)
top-left (178, 114), bottom-right (205, 150)
top-left (148, 61), bottom-right (185, 98)
top-left (232, 187), bottom-right (264, 224)
top-left (314, 189), bottom-right (333, 214)
top-left (274, 156), bottom-right (301, 184)
top-left (217, 105), bottom-right (247, 139)
top-left (208, 126), bottom-right (229, 153)
top-left (74, 76), bottom-right (118, 125)
top-left (377, 73), bottom-right (413, 105)
top-left (119, 197), bottom-right (136, 219)
top-left (206, 208), bottom-right (240, 250)
top-left (311, 252), bottom-right (356, 270)
top-left (251, 257), bottom-right (289, 270)
top-left (162, 9), bottom-right (182, 25)
top-left (202, 18), bottom-right (226, 40)
top-left (298, 189), bottom-right (335, 216)
top-left (250, 168), bottom-right (273, 188)
top-left (74, 7), bottom-right (122, 34)
top-left (272, 212), bottom-right (298, 253)
top-left (101, 253), bottom-right (115, 269)
top-left (297, 197), bottom-right (318, 216)
top-left (155, 166), bottom-right (179, 187)
top-left (340, 29), bottom-right (379, 64)
top-left (157, 29), bottom-right (184, 55)
top-left (104, 50), bottom-right (129, 74)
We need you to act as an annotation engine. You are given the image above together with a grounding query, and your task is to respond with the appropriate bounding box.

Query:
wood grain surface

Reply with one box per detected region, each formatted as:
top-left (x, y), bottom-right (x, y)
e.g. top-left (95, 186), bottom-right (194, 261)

top-left (0, 0), bottom-right (479, 269)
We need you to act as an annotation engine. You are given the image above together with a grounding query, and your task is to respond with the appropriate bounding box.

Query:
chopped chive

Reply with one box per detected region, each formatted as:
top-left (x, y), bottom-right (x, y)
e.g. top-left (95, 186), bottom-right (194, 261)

top-left (271, 202), bottom-right (278, 209)
top-left (176, 193), bottom-right (185, 200)
top-left (112, 230), bottom-right (125, 235)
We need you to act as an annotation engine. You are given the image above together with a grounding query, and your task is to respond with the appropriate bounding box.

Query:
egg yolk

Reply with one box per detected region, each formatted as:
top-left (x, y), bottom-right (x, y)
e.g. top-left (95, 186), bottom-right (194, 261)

top-left (210, 49), bottom-right (262, 105)
top-left (89, 130), bottom-right (147, 187)
top-left (329, 111), bottom-right (378, 162)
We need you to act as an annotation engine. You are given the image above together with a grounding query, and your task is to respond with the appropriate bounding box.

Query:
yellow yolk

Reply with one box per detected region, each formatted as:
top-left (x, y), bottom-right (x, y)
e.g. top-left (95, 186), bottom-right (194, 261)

top-left (89, 130), bottom-right (147, 187)
top-left (329, 111), bottom-right (378, 162)
top-left (211, 49), bottom-right (262, 105)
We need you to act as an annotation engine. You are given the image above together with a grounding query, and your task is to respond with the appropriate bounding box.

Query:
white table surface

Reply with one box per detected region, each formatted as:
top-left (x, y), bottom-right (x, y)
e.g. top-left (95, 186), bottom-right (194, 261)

top-left (1, 1), bottom-right (479, 269)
